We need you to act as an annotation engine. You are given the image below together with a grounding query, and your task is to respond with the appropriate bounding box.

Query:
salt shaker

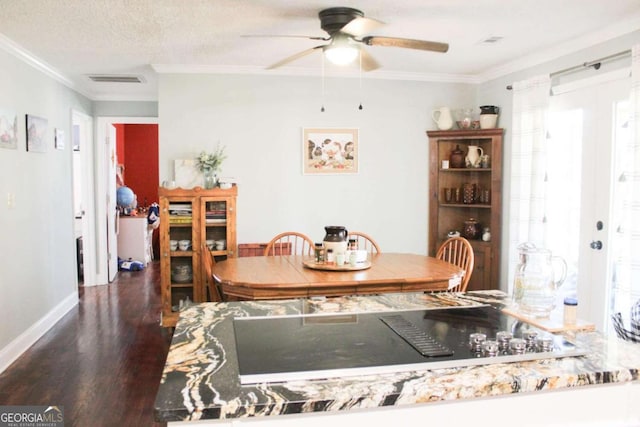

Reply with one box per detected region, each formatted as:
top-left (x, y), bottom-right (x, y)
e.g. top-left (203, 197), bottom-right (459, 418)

top-left (564, 297), bottom-right (578, 325)
top-left (326, 249), bottom-right (335, 265)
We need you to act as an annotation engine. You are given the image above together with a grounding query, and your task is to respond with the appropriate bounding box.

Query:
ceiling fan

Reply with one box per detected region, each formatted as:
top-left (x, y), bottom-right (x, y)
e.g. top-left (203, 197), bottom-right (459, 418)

top-left (248, 7), bottom-right (449, 71)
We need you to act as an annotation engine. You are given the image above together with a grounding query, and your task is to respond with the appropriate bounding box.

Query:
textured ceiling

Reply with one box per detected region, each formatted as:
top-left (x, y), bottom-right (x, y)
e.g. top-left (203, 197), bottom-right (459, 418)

top-left (0, 0), bottom-right (639, 100)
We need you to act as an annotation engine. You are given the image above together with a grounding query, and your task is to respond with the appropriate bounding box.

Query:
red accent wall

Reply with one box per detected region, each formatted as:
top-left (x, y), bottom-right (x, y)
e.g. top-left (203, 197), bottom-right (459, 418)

top-left (114, 123), bottom-right (126, 178)
top-left (123, 124), bottom-right (159, 208)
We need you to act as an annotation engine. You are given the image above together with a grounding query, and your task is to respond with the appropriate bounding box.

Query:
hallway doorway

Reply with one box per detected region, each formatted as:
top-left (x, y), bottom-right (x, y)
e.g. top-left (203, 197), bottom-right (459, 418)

top-left (95, 117), bottom-right (158, 285)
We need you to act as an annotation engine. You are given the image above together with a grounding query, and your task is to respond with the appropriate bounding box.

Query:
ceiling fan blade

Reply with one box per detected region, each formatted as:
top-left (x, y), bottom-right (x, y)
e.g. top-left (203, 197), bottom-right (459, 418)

top-left (266, 45), bottom-right (324, 69)
top-left (242, 34), bottom-right (328, 41)
top-left (362, 36), bottom-right (449, 53)
top-left (360, 49), bottom-right (380, 72)
top-left (340, 17), bottom-right (385, 37)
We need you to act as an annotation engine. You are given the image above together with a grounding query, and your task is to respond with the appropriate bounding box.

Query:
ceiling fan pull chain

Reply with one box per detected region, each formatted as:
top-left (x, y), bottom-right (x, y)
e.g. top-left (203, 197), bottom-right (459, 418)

top-left (321, 53), bottom-right (326, 112)
top-left (358, 50), bottom-right (363, 110)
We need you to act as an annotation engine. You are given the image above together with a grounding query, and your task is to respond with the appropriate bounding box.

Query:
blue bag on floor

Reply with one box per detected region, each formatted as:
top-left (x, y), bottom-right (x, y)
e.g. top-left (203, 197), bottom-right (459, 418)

top-left (118, 257), bottom-right (145, 271)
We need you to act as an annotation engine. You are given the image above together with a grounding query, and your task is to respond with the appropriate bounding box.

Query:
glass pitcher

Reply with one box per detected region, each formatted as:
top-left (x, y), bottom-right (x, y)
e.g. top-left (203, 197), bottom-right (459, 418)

top-left (513, 243), bottom-right (567, 317)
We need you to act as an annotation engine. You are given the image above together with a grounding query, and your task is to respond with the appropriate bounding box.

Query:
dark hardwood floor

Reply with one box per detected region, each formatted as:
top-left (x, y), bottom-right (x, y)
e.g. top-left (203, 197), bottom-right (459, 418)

top-left (0, 261), bottom-right (173, 427)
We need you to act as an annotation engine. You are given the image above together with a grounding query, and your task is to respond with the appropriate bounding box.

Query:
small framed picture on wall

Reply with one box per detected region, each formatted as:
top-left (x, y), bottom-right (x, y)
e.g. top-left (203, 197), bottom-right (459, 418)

top-left (303, 127), bottom-right (359, 175)
top-left (26, 114), bottom-right (48, 153)
top-left (55, 128), bottom-right (65, 150)
top-left (0, 110), bottom-right (18, 150)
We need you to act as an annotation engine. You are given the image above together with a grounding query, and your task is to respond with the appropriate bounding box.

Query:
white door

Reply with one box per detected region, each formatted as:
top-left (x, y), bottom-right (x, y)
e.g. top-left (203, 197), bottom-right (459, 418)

top-left (106, 124), bottom-right (118, 281)
top-left (548, 72), bottom-right (631, 332)
top-left (72, 110), bottom-right (97, 286)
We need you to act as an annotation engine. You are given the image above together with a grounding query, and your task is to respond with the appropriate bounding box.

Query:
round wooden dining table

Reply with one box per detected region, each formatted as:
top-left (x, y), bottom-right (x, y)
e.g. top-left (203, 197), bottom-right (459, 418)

top-left (212, 253), bottom-right (464, 300)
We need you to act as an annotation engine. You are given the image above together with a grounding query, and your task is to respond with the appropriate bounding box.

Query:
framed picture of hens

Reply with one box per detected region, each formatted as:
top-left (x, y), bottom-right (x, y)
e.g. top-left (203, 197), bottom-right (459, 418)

top-left (303, 127), bottom-right (358, 175)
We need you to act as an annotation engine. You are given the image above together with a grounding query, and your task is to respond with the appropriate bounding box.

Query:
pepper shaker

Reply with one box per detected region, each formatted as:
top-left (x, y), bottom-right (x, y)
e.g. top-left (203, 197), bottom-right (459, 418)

top-left (314, 243), bottom-right (325, 263)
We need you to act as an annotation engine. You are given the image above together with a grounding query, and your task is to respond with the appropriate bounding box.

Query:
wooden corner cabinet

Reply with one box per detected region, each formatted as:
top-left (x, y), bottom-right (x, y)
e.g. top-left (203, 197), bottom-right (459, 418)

top-left (427, 129), bottom-right (503, 291)
top-left (158, 185), bottom-right (237, 327)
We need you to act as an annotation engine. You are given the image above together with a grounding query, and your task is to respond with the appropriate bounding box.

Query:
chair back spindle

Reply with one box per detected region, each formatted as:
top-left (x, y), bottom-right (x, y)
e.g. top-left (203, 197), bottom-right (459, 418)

top-left (347, 231), bottom-right (381, 254)
top-left (264, 232), bottom-right (315, 256)
top-left (435, 236), bottom-right (474, 292)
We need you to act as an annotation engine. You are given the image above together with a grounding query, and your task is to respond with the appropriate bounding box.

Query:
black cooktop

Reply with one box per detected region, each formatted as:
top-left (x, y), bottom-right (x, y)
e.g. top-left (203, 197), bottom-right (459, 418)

top-left (233, 305), bottom-right (586, 384)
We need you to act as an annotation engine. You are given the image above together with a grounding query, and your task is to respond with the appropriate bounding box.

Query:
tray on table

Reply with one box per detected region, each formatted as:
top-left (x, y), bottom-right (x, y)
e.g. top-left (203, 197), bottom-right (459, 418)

top-left (302, 259), bottom-right (371, 271)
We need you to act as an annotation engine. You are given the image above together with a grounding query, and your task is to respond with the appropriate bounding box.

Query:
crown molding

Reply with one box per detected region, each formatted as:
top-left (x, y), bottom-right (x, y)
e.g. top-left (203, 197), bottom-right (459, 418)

top-left (151, 63), bottom-right (481, 84)
top-left (0, 33), bottom-right (92, 97)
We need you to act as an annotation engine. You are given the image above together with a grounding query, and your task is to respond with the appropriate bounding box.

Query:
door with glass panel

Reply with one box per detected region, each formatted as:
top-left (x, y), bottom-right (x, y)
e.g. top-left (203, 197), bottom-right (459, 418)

top-left (548, 75), bottom-right (630, 332)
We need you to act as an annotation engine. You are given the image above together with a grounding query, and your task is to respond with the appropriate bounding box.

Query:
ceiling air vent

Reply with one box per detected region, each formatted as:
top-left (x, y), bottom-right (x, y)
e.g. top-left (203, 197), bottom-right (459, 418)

top-left (87, 75), bottom-right (146, 83)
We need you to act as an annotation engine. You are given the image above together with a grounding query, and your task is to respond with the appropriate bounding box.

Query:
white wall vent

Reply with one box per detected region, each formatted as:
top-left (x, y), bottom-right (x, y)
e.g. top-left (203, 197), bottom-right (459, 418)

top-left (87, 75), bottom-right (146, 83)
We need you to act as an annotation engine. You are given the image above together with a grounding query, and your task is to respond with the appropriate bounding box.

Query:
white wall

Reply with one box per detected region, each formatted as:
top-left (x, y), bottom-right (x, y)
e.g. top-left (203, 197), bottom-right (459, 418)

top-left (0, 48), bottom-right (92, 371)
top-left (159, 73), bottom-right (475, 253)
top-left (93, 100), bottom-right (158, 117)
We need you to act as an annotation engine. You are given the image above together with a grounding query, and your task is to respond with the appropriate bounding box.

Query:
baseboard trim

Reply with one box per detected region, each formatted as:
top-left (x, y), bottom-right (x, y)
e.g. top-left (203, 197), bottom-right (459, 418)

top-left (0, 291), bottom-right (78, 374)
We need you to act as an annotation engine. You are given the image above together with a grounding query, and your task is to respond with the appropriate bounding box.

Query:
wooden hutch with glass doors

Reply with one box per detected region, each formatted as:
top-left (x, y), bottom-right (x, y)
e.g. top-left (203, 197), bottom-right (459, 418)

top-left (158, 185), bottom-right (237, 327)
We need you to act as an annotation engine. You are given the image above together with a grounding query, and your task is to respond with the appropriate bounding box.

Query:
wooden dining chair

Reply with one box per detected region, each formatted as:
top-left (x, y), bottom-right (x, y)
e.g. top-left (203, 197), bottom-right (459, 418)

top-left (348, 231), bottom-right (381, 254)
top-left (202, 243), bottom-right (223, 302)
top-left (263, 232), bottom-right (315, 256)
top-left (436, 236), bottom-right (474, 292)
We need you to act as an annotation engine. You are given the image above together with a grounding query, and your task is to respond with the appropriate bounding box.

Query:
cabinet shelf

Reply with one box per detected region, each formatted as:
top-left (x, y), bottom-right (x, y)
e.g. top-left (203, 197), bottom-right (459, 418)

top-left (171, 282), bottom-right (193, 288)
top-left (428, 129), bottom-right (503, 291)
top-left (170, 251), bottom-right (193, 257)
top-left (468, 239), bottom-right (492, 247)
top-left (440, 203), bottom-right (491, 208)
top-left (440, 168), bottom-right (492, 172)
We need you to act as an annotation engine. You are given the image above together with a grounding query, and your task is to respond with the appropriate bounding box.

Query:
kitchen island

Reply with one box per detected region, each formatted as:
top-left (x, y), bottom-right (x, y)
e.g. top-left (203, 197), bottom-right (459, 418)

top-left (154, 291), bottom-right (640, 426)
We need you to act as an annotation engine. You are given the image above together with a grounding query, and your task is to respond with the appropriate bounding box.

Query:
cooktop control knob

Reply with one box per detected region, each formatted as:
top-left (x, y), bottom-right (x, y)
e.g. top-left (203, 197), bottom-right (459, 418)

top-left (469, 333), bottom-right (487, 353)
top-left (496, 331), bottom-right (513, 352)
top-left (482, 340), bottom-right (499, 357)
top-left (523, 330), bottom-right (539, 350)
top-left (535, 335), bottom-right (554, 352)
top-left (509, 338), bottom-right (527, 354)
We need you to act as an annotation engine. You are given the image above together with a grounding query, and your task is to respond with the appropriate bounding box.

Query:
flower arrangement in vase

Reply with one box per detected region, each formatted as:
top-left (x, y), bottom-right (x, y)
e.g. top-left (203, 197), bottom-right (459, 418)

top-left (195, 144), bottom-right (227, 189)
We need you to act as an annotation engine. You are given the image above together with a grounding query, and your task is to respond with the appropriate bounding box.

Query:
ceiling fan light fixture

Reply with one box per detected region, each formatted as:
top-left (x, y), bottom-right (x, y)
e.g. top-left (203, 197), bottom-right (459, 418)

top-left (324, 44), bottom-right (359, 66)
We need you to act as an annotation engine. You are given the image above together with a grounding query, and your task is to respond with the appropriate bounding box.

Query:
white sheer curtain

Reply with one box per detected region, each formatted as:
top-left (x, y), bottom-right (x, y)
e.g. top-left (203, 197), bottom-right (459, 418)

top-left (611, 45), bottom-right (640, 319)
top-left (507, 75), bottom-right (552, 292)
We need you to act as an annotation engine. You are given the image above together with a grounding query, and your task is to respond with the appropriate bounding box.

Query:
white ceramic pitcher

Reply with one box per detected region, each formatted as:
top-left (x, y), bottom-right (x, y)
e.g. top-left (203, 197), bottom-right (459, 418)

top-left (432, 107), bottom-right (453, 130)
top-left (466, 145), bottom-right (484, 167)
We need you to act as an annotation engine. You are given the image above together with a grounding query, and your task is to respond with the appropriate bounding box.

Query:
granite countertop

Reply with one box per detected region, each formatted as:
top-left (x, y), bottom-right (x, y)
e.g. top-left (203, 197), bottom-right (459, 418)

top-left (154, 291), bottom-right (640, 423)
